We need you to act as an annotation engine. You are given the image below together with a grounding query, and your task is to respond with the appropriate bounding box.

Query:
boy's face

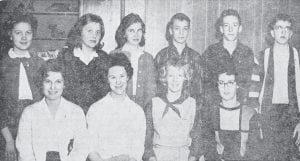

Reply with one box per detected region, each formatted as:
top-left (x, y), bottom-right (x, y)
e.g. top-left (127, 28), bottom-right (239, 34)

top-left (218, 73), bottom-right (237, 101)
top-left (169, 19), bottom-right (189, 44)
top-left (220, 15), bottom-right (242, 42)
top-left (271, 20), bottom-right (293, 45)
top-left (166, 65), bottom-right (186, 93)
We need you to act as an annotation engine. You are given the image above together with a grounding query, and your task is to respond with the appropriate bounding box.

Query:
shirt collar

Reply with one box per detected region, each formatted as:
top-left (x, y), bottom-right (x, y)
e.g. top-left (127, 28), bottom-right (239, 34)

top-left (8, 48), bottom-right (31, 59)
top-left (40, 97), bottom-right (69, 119)
top-left (73, 47), bottom-right (98, 65)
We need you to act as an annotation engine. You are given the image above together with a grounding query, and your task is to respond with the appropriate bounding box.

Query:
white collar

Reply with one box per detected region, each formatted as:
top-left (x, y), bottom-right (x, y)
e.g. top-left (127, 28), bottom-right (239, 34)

top-left (8, 48), bottom-right (31, 59)
top-left (73, 47), bottom-right (98, 65)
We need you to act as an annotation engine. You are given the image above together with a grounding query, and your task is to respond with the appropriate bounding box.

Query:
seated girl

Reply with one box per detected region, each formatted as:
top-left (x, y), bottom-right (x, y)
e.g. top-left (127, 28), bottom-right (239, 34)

top-left (210, 63), bottom-right (261, 160)
top-left (143, 57), bottom-right (201, 161)
top-left (87, 52), bottom-right (146, 161)
top-left (16, 60), bottom-right (87, 161)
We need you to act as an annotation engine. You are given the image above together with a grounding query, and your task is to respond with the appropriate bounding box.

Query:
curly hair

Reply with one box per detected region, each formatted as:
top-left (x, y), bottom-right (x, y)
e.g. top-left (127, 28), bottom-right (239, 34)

top-left (109, 51), bottom-right (133, 80)
top-left (158, 57), bottom-right (192, 87)
top-left (115, 13), bottom-right (145, 49)
top-left (4, 11), bottom-right (38, 46)
top-left (66, 13), bottom-right (105, 50)
top-left (214, 9), bottom-right (241, 40)
top-left (165, 13), bottom-right (191, 45)
top-left (35, 59), bottom-right (65, 91)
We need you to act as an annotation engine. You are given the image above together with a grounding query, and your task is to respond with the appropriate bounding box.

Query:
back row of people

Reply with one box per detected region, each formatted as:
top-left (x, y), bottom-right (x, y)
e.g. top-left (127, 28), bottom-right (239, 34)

top-left (0, 8), bottom-right (299, 161)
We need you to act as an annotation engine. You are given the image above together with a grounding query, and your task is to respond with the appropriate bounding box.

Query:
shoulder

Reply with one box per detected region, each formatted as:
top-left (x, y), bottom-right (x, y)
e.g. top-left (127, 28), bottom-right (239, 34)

top-left (88, 95), bottom-right (110, 114)
top-left (187, 46), bottom-right (200, 55)
top-left (203, 43), bottom-right (221, 58)
top-left (156, 46), bottom-right (170, 58)
top-left (62, 97), bottom-right (85, 115)
top-left (141, 51), bottom-right (154, 61)
top-left (22, 99), bottom-right (44, 116)
top-left (241, 105), bottom-right (256, 120)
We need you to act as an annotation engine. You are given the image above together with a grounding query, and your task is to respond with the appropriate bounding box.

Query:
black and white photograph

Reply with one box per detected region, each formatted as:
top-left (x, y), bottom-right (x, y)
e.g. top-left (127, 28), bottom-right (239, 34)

top-left (0, 0), bottom-right (299, 161)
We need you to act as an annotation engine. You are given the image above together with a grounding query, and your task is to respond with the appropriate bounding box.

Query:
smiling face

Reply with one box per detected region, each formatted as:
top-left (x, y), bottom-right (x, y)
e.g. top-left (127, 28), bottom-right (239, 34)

top-left (81, 22), bottom-right (101, 49)
top-left (108, 66), bottom-right (128, 97)
top-left (43, 71), bottom-right (64, 101)
top-left (166, 65), bottom-right (186, 94)
top-left (271, 20), bottom-right (293, 45)
top-left (218, 73), bottom-right (237, 101)
top-left (220, 15), bottom-right (242, 42)
top-left (11, 22), bottom-right (33, 52)
top-left (125, 22), bottom-right (143, 46)
top-left (169, 19), bottom-right (190, 45)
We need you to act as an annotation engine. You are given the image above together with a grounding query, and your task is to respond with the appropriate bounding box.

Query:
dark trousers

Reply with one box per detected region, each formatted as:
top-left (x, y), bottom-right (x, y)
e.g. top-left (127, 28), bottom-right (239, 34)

top-left (262, 104), bottom-right (299, 160)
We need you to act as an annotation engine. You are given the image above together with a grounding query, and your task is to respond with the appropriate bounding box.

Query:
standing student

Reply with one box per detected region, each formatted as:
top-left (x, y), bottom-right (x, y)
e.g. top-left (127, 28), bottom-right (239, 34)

top-left (143, 57), bottom-right (204, 161)
top-left (87, 52), bottom-right (146, 161)
top-left (57, 13), bottom-right (110, 113)
top-left (201, 9), bottom-right (259, 159)
top-left (155, 13), bottom-right (202, 100)
top-left (16, 60), bottom-right (87, 161)
top-left (257, 13), bottom-right (300, 160)
top-left (0, 12), bottom-right (44, 161)
top-left (111, 13), bottom-right (156, 107)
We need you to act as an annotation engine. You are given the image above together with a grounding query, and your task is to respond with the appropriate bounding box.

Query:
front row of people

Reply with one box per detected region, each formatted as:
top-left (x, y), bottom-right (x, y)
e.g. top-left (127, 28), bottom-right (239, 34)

top-left (14, 52), bottom-right (260, 161)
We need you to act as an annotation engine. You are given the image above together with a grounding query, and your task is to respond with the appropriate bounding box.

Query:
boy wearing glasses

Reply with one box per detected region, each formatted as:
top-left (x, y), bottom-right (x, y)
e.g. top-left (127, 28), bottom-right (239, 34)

top-left (211, 63), bottom-right (260, 161)
top-left (258, 13), bottom-right (300, 160)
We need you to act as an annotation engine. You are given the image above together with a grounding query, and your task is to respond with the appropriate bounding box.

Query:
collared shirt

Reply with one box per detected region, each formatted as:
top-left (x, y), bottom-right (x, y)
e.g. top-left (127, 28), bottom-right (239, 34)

top-left (87, 93), bottom-right (146, 161)
top-left (155, 44), bottom-right (203, 97)
top-left (73, 47), bottom-right (98, 65)
top-left (16, 97), bottom-right (87, 161)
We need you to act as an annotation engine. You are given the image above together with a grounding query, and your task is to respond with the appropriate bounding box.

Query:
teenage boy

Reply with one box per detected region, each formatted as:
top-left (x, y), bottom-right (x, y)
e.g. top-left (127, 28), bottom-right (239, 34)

top-left (201, 9), bottom-right (259, 160)
top-left (203, 9), bottom-right (258, 107)
top-left (257, 13), bottom-right (300, 160)
top-left (154, 13), bottom-right (202, 100)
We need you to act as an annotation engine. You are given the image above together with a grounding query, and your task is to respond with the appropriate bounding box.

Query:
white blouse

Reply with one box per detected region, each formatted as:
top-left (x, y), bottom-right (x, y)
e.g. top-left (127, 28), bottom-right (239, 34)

top-left (86, 93), bottom-right (146, 161)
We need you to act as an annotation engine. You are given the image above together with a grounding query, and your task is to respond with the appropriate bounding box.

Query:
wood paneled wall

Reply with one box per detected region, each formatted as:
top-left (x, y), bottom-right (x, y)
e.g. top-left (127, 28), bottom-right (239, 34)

top-left (81, 0), bottom-right (300, 57)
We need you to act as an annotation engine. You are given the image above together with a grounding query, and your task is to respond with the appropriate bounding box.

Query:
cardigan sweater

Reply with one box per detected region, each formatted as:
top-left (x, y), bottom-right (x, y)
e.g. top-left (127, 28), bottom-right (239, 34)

top-left (58, 47), bottom-right (110, 113)
top-left (110, 49), bottom-right (156, 108)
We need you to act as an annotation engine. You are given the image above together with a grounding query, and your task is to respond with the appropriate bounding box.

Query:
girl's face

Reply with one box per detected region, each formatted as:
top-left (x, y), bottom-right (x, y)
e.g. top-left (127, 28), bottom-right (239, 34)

top-left (108, 66), bottom-right (128, 97)
top-left (166, 65), bottom-right (186, 93)
top-left (125, 22), bottom-right (143, 46)
top-left (11, 22), bottom-right (33, 52)
top-left (81, 22), bottom-right (101, 49)
top-left (43, 71), bottom-right (64, 101)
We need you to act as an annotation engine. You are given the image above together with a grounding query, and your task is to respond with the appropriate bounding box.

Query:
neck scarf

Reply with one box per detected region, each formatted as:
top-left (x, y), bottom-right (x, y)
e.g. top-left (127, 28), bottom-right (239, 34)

top-left (159, 93), bottom-right (189, 118)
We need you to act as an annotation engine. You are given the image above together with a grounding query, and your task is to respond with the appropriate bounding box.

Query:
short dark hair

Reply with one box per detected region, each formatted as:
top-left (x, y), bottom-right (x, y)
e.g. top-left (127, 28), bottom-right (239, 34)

top-left (66, 13), bottom-right (105, 50)
top-left (268, 13), bottom-right (294, 31)
top-left (216, 62), bottom-right (237, 81)
top-left (115, 13), bottom-right (146, 49)
top-left (215, 9), bottom-right (241, 40)
top-left (108, 52), bottom-right (133, 80)
top-left (36, 59), bottom-right (65, 90)
top-left (165, 13), bottom-right (191, 44)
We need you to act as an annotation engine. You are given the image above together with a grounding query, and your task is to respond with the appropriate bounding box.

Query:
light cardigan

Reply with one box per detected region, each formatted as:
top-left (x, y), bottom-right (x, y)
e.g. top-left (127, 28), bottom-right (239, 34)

top-left (86, 93), bottom-right (146, 161)
top-left (16, 97), bottom-right (88, 161)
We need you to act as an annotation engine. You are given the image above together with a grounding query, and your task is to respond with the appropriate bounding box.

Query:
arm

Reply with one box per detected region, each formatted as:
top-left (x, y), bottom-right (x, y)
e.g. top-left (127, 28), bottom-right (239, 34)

top-left (130, 107), bottom-right (146, 161)
top-left (69, 108), bottom-right (89, 161)
top-left (1, 127), bottom-right (17, 161)
top-left (15, 108), bottom-right (35, 161)
top-left (86, 106), bottom-right (103, 161)
top-left (144, 55), bottom-right (156, 107)
top-left (142, 101), bottom-right (156, 161)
